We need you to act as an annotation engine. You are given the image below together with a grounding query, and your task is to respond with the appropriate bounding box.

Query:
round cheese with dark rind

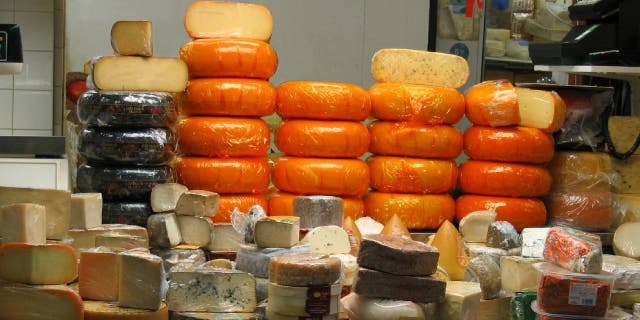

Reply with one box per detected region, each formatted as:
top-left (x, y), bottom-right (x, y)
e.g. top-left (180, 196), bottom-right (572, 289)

top-left (76, 164), bottom-right (174, 201)
top-left (77, 90), bottom-right (178, 128)
top-left (269, 252), bottom-right (342, 286)
top-left (102, 202), bottom-right (153, 227)
top-left (79, 128), bottom-right (176, 165)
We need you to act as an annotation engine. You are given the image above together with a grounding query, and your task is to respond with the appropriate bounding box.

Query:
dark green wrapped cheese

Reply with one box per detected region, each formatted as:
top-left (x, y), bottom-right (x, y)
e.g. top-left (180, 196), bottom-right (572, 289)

top-left (79, 127), bottom-right (176, 165)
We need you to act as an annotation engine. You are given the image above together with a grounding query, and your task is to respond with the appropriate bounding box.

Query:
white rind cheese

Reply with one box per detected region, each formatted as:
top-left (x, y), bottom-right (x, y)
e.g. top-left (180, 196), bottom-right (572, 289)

top-left (235, 244), bottom-right (310, 278)
top-left (268, 282), bottom-right (341, 317)
top-left (184, 1), bottom-right (273, 41)
top-left (459, 210), bottom-right (496, 243)
top-left (521, 228), bottom-right (550, 258)
top-left (341, 292), bottom-right (426, 320)
top-left (147, 213), bottom-right (182, 249)
top-left (0, 203), bottom-right (47, 244)
top-left (92, 56), bottom-right (188, 93)
top-left (70, 193), bottom-right (102, 229)
top-left (499, 256), bottom-right (543, 292)
top-left (150, 183), bottom-right (188, 213)
top-left (110, 20), bottom-right (153, 57)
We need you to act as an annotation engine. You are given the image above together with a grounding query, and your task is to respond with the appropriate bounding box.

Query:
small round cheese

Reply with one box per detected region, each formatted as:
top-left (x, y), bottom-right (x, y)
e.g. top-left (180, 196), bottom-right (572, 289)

top-left (269, 252), bottom-right (342, 286)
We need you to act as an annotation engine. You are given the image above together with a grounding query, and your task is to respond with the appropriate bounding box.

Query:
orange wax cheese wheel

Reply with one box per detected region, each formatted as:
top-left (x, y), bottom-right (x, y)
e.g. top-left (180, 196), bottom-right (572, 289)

top-left (275, 120), bottom-right (369, 158)
top-left (268, 192), bottom-right (364, 221)
top-left (368, 121), bottom-right (462, 159)
top-left (212, 194), bottom-right (269, 223)
top-left (272, 157), bottom-right (369, 196)
top-left (364, 192), bottom-right (455, 229)
top-left (547, 191), bottom-right (612, 232)
top-left (182, 78), bottom-right (276, 117)
top-left (276, 81), bottom-right (371, 121)
top-left (463, 126), bottom-right (555, 164)
top-left (177, 116), bottom-right (270, 157)
top-left (465, 79), bottom-right (519, 127)
top-left (368, 156), bottom-right (458, 194)
top-left (369, 83), bottom-right (465, 124)
top-left (459, 160), bottom-right (552, 197)
top-left (456, 195), bottom-right (547, 232)
top-left (176, 156), bottom-right (269, 194)
top-left (179, 39), bottom-right (278, 79)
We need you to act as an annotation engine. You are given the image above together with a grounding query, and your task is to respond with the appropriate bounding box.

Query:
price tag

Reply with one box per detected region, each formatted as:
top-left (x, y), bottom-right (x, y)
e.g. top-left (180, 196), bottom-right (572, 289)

top-left (568, 282), bottom-right (598, 306)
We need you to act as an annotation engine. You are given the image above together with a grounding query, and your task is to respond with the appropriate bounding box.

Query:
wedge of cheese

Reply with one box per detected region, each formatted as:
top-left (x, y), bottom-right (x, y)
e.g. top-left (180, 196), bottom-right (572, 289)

top-left (79, 248), bottom-right (119, 301)
top-left (436, 281), bottom-right (482, 319)
top-left (67, 224), bottom-right (148, 251)
top-left (0, 203), bottom-right (47, 244)
top-left (92, 56), bottom-right (188, 92)
top-left (431, 220), bottom-right (468, 281)
top-left (177, 216), bottom-right (214, 248)
top-left (184, 1), bottom-right (272, 41)
top-left (175, 190), bottom-right (220, 217)
top-left (70, 193), bottom-right (102, 229)
top-left (95, 233), bottom-right (149, 251)
top-left (118, 250), bottom-right (165, 310)
top-left (0, 282), bottom-right (83, 319)
top-left (110, 21), bottom-right (152, 56)
top-left (150, 183), bottom-right (188, 213)
top-left (514, 87), bottom-right (566, 133)
top-left (207, 223), bottom-right (243, 252)
top-left (0, 243), bottom-right (77, 284)
top-left (255, 216), bottom-right (300, 248)
top-left (302, 225), bottom-right (351, 255)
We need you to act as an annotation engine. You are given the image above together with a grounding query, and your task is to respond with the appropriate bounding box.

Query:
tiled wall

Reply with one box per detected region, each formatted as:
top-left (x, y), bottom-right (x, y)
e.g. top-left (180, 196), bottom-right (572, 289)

top-left (0, 0), bottom-right (63, 137)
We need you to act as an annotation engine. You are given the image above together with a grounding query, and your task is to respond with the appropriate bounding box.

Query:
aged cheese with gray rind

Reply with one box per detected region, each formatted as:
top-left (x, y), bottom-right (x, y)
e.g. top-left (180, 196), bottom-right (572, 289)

top-left (175, 190), bottom-right (219, 217)
top-left (603, 254), bottom-right (640, 290)
top-left (269, 252), bottom-right (342, 286)
top-left (293, 196), bottom-right (343, 229)
top-left (235, 244), bottom-right (310, 278)
top-left (255, 277), bottom-right (269, 302)
top-left (486, 221), bottom-right (521, 250)
top-left (358, 233), bottom-right (439, 276)
top-left (147, 213), bottom-right (182, 248)
top-left (352, 267), bottom-right (446, 303)
top-left (465, 242), bottom-right (520, 264)
top-left (463, 255), bottom-right (501, 300)
top-left (151, 183), bottom-right (188, 213)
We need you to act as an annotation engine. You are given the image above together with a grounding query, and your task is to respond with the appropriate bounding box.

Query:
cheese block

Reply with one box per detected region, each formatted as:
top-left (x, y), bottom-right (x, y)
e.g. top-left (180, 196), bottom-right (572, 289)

top-left (175, 190), bottom-right (219, 217)
top-left (607, 116), bottom-right (640, 155)
top-left (0, 203), bottom-right (46, 244)
top-left (291, 195), bottom-right (343, 229)
top-left (201, 259), bottom-right (233, 270)
top-left (95, 233), bottom-right (148, 250)
top-left (77, 164), bottom-right (174, 201)
top-left (486, 28), bottom-right (510, 42)
top-left (465, 80), bottom-right (519, 127)
top-left (184, 1), bottom-right (271, 40)
top-left (77, 90), bottom-right (177, 128)
top-left (364, 192), bottom-right (455, 230)
top-left (183, 78), bottom-right (275, 117)
top-left (151, 247), bottom-right (206, 272)
top-left (0, 282), bottom-right (83, 319)
top-left (207, 223), bottom-right (243, 252)
top-left (463, 255), bottom-right (501, 300)
top-left (92, 56), bottom-right (188, 92)
top-left (302, 225), bottom-right (351, 255)
top-left (171, 312), bottom-right (262, 320)
top-left (254, 216), bottom-right (299, 248)
top-left (101, 202), bottom-right (153, 227)
top-left (613, 222), bottom-right (640, 259)
top-left (150, 183), bottom-right (188, 213)
top-left (0, 243), bottom-right (77, 284)
top-left (269, 192), bottom-right (364, 222)
top-left (611, 194), bottom-right (640, 230)
top-left (459, 210), bottom-right (496, 243)
top-left (177, 117), bottom-right (270, 158)
top-left (543, 227), bottom-right (603, 274)
top-left (371, 49), bottom-right (469, 88)
top-left (510, 292), bottom-right (537, 320)
top-left (70, 193), bottom-right (102, 229)
top-left (110, 21), bottom-right (152, 56)
top-left (486, 221), bottom-right (521, 250)
top-left (177, 216), bottom-right (214, 248)
top-left (435, 281), bottom-right (482, 320)
top-left (0, 186), bottom-right (70, 240)
top-left (602, 254), bottom-right (640, 290)
top-left (255, 276), bottom-right (269, 302)
top-left (268, 282), bottom-right (341, 317)
top-left (431, 220), bottom-right (468, 281)
top-left (463, 126), bottom-right (555, 164)
top-left (275, 81), bottom-right (370, 121)
top-left (456, 195), bottom-right (547, 232)
top-left (368, 83), bottom-right (465, 124)
top-left (500, 256), bottom-right (544, 292)
top-left (269, 252), bottom-right (342, 286)
top-left (273, 157), bottom-right (369, 196)
top-left (79, 248), bottom-right (119, 301)
top-left (465, 243), bottom-right (521, 263)
top-left (521, 227), bottom-right (550, 258)
top-left (177, 157), bottom-right (269, 194)
top-left (547, 191), bottom-right (612, 232)
top-left (612, 155), bottom-right (640, 193)
top-left (368, 121), bottom-right (463, 159)
top-left (331, 253), bottom-right (358, 286)
top-left (168, 267), bottom-right (256, 312)
top-left (368, 156), bottom-right (457, 194)
top-left (357, 234), bottom-right (439, 276)
top-left (547, 152), bottom-right (612, 192)
top-left (341, 292), bottom-right (426, 320)
top-left (213, 194), bottom-right (268, 223)
top-left (459, 160), bottom-right (552, 197)
top-left (353, 267), bottom-right (446, 303)
top-left (118, 250), bottom-right (165, 310)
top-left (235, 244), bottom-right (310, 279)
top-left (275, 119), bottom-right (369, 158)
top-left (67, 224), bottom-right (148, 251)
top-left (84, 301), bottom-right (169, 320)
top-left (380, 213), bottom-right (411, 239)
top-left (354, 216), bottom-right (384, 235)
top-left (477, 295), bottom-right (512, 320)
top-left (179, 39), bottom-right (277, 79)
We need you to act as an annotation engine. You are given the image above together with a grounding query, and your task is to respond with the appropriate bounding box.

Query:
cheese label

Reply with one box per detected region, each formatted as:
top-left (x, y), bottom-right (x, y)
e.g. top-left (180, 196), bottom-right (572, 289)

top-left (306, 285), bottom-right (332, 316)
top-left (569, 282), bottom-right (598, 306)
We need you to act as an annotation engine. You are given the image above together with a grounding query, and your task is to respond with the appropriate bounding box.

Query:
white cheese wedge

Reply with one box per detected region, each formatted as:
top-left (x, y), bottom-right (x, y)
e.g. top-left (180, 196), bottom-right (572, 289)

top-left (92, 56), bottom-right (188, 92)
top-left (268, 282), bottom-right (341, 317)
top-left (293, 196), bottom-right (343, 229)
top-left (436, 281), bottom-right (482, 319)
top-left (254, 216), bottom-right (299, 248)
top-left (83, 300), bottom-right (169, 320)
top-left (150, 183), bottom-right (188, 213)
top-left (341, 292), bottom-right (426, 320)
top-left (95, 233), bottom-right (149, 250)
top-left (603, 254), bottom-right (640, 290)
top-left (235, 244), bottom-right (310, 278)
top-left (521, 227), bottom-right (550, 258)
top-left (1, 203), bottom-right (46, 244)
top-left (175, 190), bottom-right (219, 217)
top-left (184, 1), bottom-right (273, 41)
top-left (70, 193), bottom-right (102, 229)
top-left (354, 216), bottom-right (384, 235)
top-left (117, 250), bottom-right (165, 310)
top-left (207, 223), bottom-right (243, 252)
top-left (302, 225), bottom-right (351, 254)
top-left (514, 87), bottom-right (566, 133)
top-left (68, 224), bottom-right (148, 251)
top-left (331, 253), bottom-right (358, 286)
top-left (177, 216), bottom-right (214, 248)
top-left (614, 222), bottom-right (640, 259)
top-left (147, 213), bottom-right (182, 249)
top-left (168, 267), bottom-right (256, 312)
top-left (499, 255), bottom-right (544, 292)
top-left (79, 248), bottom-right (119, 301)
top-left (110, 20), bottom-right (153, 57)
top-left (0, 282), bottom-right (83, 319)
top-left (459, 210), bottom-right (496, 243)
top-left (0, 243), bottom-right (77, 285)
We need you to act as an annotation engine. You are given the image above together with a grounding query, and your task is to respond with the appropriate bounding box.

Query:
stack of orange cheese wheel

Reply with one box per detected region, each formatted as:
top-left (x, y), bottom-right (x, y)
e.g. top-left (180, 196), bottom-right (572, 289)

top-left (457, 79), bottom-right (563, 231)
top-left (176, 2), bottom-right (278, 222)
top-left (268, 81), bottom-right (372, 221)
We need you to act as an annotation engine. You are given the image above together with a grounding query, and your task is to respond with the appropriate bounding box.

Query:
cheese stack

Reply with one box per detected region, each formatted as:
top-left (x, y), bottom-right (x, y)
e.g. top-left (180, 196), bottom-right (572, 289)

top-left (457, 79), bottom-right (567, 232)
top-left (269, 81), bottom-right (371, 222)
top-left (77, 20), bottom-right (187, 227)
top-left (177, 1), bottom-right (276, 222)
top-left (364, 49), bottom-right (467, 230)
top-left (608, 117), bottom-right (640, 230)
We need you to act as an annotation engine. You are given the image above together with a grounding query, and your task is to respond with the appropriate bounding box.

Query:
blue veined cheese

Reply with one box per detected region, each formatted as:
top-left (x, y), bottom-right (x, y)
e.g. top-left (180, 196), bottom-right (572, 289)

top-left (235, 244), bottom-right (310, 278)
top-left (167, 267), bottom-right (256, 312)
top-left (521, 228), bottom-right (550, 258)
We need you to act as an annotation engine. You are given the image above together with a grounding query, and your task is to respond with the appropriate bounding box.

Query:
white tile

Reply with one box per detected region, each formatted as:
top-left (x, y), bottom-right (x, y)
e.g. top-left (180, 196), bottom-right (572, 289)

top-left (0, 89), bottom-right (12, 128)
top-left (15, 0), bottom-right (53, 12)
top-left (53, 48), bottom-right (62, 86)
top-left (14, 51), bottom-right (53, 90)
top-left (0, 128), bottom-right (11, 135)
top-left (0, 1), bottom-right (13, 11)
top-left (12, 129), bottom-right (52, 136)
top-left (0, 74), bottom-right (12, 89)
top-left (54, 11), bottom-right (63, 48)
top-left (13, 90), bottom-right (52, 130)
top-left (0, 10), bottom-right (13, 23)
top-left (15, 11), bottom-right (53, 51)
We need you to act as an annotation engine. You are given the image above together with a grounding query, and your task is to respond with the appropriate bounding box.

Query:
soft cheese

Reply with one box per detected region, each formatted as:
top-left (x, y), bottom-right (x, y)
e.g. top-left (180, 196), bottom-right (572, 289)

top-left (459, 210), bottom-right (496, 243)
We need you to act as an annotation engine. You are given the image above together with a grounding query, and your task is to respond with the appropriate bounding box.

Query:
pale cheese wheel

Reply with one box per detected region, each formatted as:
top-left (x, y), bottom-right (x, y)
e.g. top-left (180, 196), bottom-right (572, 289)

top-left (269, 252), bottom-right (342, 286)
top-left (0, 283), bottom-right (83, 319)
top-left (368, 156), bottom-right (458, 194)
top-left (0, 243), bottom-right (77, 285)
top-left (92, 56), bottom-right (188, 93)
top-left (83, 301), bottom-right (169, 320)
top-left (614, 222), bottom-right (640, 259)
top-left (184, 1), bottom-right (272, 40)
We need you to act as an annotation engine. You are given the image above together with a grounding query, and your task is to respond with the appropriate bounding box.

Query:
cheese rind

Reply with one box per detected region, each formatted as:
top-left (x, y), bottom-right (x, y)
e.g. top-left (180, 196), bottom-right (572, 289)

top-left (431, 220), bottom-right (468, 281)
top-left (303, 225), bottom-right (351, 254)
top-left (435, 281), bottom-right (482, 320)
top-left (254, 216), bottom-right (299, 248)
top-left (70, 193), bottom-right (102, 229)
top-left (79, 248), bottom-right (119, 301)
top-left (235, 244), bottom-right (310, 278)
top-left (0, 282), bottom-right (83, 319)
top-left (110, 21), bottom-right (153, 56)
top-left (93, 56), bottom-right (188, 92)
top-left (95, 233), bottom-right (149, 250)
top-left (0, 243), bottom-right (77, 285)
top-left (352, 267), bottom-right (446, 303)
top-left (151, 247), bottom-right (206, 272)
top-left (117, 251), bottom-right (165, 310)
top-left (499, 255), bottom-right (544, 293)
top-left (150, 183), bottom-right (188, 213)
top-left (177, 215), bottom-right (214, 248)
top-left (207, 223), bottom-right (243, 252)
top-left (293, 196), bottom-right (344, 229)
top-left (83, 300), bottom-right (169, 320)
top-left (147, 213), bottom-right (182, 249)
top-left (0, 203), bottom-right (47, 244)
top-left (486, 221), bottom-right (521, 250)
top-left (68, 224), bottom-right (148, 251)
top-left (357, 233), bottom-right (439, 276)
top-left (269, 253), bottom-right (342, 286)
top-left (613, 222), bottom-right (640, 259)
top-left (184, 1), bottom-right (272, 41)
top-left (175, 190), bottom-right (219, 217)
top-left (464, 255), bottom-right (501, 300)
top-left (459, 210), bottom-right (496, 243)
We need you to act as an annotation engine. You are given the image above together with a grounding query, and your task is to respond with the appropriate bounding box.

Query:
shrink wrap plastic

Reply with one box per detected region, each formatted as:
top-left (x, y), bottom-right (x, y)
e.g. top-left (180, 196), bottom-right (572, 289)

top-left (364, 192), bottom-right (455, 230)
top-left (0, 280), bottom-right (84, 319)
top-left (276, 81), bottom-right (370, 121)
top-left (459, 160), bottom-right (552, 198)
top-left (543, 227), bottom-right (603, 274)
top-left (77, 164), bottom-right (174, 201)
top-left (79, 127), bottom-right (176, 165)
top-left (341, 292), bottom-right (427, 320)
top-left (231, 204), bottom-right (266, 244)
top-left (176, 157), bottom-right (269, 194)
top-left (546, 191), bottom-right (612, 232)
top-left (368, 121), bottom-right (462, 159)
top-left (547, 152), bottom-right (613, 192)
top-left (368, 156), bottom-right (458, 194)
top-left (275, 119), bottom-right (369, 158)
top-left (611, 194), bottom-right (640, 230)
top-left (182, 78), bottom-right (276, 117)
top-left (465, 80), bottom-right (519, 127)
top-left (463, 126), bottom-right (555, 164)
top-left (456, 195), bottom-right (547, 232)
top-left (213, 194), bottom-right (269, 223)
top-left (602, 254), bottom-right (640, 290)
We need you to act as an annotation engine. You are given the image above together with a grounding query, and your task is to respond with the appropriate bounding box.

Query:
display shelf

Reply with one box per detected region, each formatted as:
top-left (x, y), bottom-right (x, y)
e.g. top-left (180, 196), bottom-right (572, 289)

top-left (485, 56), bottom-right (534, 70)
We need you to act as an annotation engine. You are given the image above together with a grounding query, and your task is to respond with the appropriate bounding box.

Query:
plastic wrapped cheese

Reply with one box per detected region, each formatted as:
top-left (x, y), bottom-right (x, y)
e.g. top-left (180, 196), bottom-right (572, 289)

top-left (176, 157), bottom-right (269, 194)
top-left (77, 164), bottom-right (174, 201)
top-left (213, 194), bottom-right (268, 223)
top-left (79, 127), bottom-right (176, 165)
top-left (463, 126), bottom-right (555, 164)
top-left (543, 227), bottom-right (603, 274)
top-left (602, 254), bottom-right (640, 290)
top-left (368, 121), bottom-right (462, 159)
top-left (611, 194), bottom-right (640, 230)
top-left (613, 222), bottom-right (640, 259)
top-left (547, 152), bottom-right (612, 192)
top-left (456, 195), bottom-right (547, 232)
top-left (547, 191), bottom-right (612, 232)
top-left (368, 156), bottom-right (458, 194)
top-left (182, 78), bottom-right (276, 117)
top-left (275, 120), bottom-right (369, 158)
top-left (102, 202), bottom-right (153, 227)
top-left (459, 160), bottom-right (552, 198)
top-left (235, 244), bottom-right (310, 279)
top-left (268, 192), bottom-right (364, 222)
top-left (364, 192), bottom-right (455, 230)
top-left (612, 155), bottom-right (640, 194)
top-left (465, 80), bottom-right (519, 127)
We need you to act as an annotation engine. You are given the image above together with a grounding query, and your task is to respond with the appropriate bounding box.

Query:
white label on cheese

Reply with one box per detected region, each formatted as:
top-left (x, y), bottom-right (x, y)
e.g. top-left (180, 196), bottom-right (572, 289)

top-left (569, 282), bottom-right (598, 306)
